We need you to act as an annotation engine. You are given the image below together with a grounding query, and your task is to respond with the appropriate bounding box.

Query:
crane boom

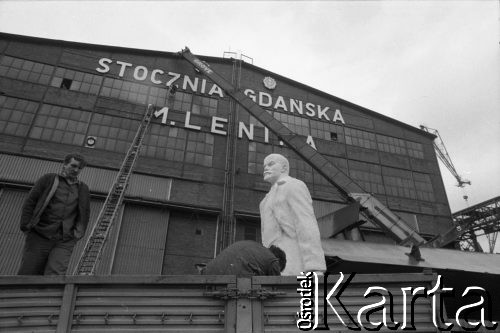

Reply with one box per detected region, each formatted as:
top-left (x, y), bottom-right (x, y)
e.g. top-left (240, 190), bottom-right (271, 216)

top-left (420, 125), bottom-right (470, 188)
top-left (179, 47), bottom-right (426, 247)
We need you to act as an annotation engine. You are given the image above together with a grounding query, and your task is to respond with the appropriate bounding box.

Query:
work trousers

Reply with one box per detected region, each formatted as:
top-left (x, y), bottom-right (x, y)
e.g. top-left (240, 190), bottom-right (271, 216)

top-left (17, 231), bottom-right (77, 275)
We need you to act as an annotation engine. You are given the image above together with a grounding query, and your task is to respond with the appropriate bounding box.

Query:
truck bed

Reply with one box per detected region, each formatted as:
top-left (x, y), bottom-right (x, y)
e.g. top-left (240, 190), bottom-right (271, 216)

top-left (0, 273), bottom-right (444, 332)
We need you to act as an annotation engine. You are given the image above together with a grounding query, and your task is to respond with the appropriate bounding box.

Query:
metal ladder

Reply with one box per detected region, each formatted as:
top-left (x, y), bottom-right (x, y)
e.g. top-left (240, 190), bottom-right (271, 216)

top-left (73, 104), bottom-right (155, 275)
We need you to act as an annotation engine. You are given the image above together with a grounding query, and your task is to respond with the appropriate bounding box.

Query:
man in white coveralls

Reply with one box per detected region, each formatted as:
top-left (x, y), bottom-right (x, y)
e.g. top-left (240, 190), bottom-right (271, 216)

top-left (259, 153), bottom-right (326, 276)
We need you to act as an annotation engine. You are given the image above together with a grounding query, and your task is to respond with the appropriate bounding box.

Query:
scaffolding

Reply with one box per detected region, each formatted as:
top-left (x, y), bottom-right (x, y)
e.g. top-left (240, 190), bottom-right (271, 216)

top-left (453, 196), bottom-right (500, 253)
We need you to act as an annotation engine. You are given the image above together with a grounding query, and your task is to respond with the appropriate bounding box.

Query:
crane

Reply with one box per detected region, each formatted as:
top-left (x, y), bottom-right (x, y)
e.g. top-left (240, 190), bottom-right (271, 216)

top-left (419, 125), bottom-right (471, 188)
top-left (180, 47), bottom-right (427, 247)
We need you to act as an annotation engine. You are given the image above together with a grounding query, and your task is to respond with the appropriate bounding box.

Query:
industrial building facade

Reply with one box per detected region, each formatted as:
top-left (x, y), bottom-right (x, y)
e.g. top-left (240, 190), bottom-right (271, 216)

top-left (0, 33), bottom-right (453, 275)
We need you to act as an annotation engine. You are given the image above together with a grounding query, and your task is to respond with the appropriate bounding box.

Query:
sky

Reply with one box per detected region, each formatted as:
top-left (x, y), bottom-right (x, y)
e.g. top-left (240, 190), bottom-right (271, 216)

top-left (0, 1), bottom-right (499, 243)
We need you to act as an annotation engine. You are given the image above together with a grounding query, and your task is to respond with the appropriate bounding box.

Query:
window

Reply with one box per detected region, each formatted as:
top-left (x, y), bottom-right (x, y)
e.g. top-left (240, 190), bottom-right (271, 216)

top-left (143, 123), bottom-right (187, 162)
top-left (382, 167), bottom-right (417, 199)
top-left (344, 127), bottom-right (377, 149)
top-left (100, 77), bottom-right (149, 104)
top-left (413, 172), bottom-right (435, 202)
top-left (29, 104), bottom-right (90, 145)
top-left (192, 94), bottom-right (218, 116)
top-left (248, 142), bottom-right (273, 174)
top-left (273, 112), bottom-right (309, 136)
top-left (170, 91), bottom-right (218, 117)
top-left (50, 68), bottom-right (103, 95)
top-left (376, 134), bottom-right (407, 155)
top-left (0, 55), bottom-right (54, 85)
top-left (185, 131), bottom-right (214, 167)
top-left (148, 86), bottom-right (169, 106)
top-left (244, 226), bottom-right (257, 241)
top-left (172, 91), bottom-right (193, 112)
top-left (407, 141), bottom-right (424, 159)
top-left (0, 96), bottom-right (38, 137)
top-left (288, 152), bottom-right (314, 184)
top-left (310, 119), bottom-right (344, 142)
top-left (60, 78), bottom-right (72, 89)
top-left (86, 114), bottom-right (137, 153)
top-left (348, 161), bottom-right (385, 195)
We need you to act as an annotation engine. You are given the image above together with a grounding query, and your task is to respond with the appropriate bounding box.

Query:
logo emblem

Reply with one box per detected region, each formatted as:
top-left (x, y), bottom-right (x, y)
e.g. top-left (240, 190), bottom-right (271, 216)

top-left (263, 76), bottom-right (276, 90)
top-left (85, 136), bottom-right (96, 148)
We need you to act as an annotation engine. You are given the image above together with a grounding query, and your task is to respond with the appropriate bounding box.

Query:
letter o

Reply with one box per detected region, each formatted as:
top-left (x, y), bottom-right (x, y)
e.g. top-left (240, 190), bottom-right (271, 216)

top-left (134, 66), bottom-right (148, 81)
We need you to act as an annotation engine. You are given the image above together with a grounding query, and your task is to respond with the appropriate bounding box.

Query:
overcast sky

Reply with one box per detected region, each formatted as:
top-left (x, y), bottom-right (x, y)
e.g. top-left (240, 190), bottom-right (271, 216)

top-left (1, 1), bottom-right (499, 215)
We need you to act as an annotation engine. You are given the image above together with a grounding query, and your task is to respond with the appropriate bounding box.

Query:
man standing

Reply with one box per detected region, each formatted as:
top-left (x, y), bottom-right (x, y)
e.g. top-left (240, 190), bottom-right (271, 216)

top-left (18, 153), bottom-right (90, 275)
top-left (259, 153), bottom-right (326, 276)
top-left (201, 240), bottom-right (286, 276)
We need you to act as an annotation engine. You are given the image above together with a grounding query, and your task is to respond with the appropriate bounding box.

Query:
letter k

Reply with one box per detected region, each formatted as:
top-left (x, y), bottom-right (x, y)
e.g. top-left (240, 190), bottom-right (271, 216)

top-left (324, 272), bottom-right (361, 330)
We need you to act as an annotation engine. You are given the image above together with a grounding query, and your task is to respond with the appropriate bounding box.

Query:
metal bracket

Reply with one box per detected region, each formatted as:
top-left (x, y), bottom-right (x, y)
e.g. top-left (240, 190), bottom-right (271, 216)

top-left (244, 288), bottom-right (285, 300)
top-left (204, 287), bottom-right (240, 300)
top-left (218, 310), bottom-right (224, 323)
top-left (204, 287), bottom-right (284, 300)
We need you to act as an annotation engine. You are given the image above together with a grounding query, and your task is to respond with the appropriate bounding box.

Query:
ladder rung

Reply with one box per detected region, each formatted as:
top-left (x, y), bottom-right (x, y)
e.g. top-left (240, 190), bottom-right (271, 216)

top-left (75, 104), bottom-right (153, 275)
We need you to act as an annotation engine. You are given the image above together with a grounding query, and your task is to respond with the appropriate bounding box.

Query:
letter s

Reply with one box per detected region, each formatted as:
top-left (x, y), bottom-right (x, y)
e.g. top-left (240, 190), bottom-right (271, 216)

top-left (96, 58), bottom-right (112, 73)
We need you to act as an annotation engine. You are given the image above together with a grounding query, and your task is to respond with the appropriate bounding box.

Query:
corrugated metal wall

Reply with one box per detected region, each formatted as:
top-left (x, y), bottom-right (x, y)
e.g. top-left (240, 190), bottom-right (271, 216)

top-left (0, 275), bottom-right (234, 333)
top-left (162, 211), bottom-right (217, 275)
top-left (111, 204), bottom-right (170, 275)
top-left (0, 189), bottom-right (28, 275)
top-left (0, 274), bottom-right (442, 332)
top-left (0, 280), bottom-right (64, 331)
top-left (67, 199), bottom-right (105, 275)
top-left (71, 281), bottom-right (228, 332)
top-left (253, 274), bottom-right (438, 332)
top-left (0, 153), bottom-right (171, 201)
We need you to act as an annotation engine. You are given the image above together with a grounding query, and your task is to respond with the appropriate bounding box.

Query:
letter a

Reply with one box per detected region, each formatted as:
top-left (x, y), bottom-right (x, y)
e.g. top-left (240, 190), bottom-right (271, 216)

top-left (306, 135), bottom-right (317, 150)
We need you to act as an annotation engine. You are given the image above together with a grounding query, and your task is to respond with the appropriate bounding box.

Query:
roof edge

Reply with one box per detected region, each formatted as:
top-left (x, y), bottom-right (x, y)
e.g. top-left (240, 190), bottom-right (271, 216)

top-left (0, 32), bottom-right (435, 139)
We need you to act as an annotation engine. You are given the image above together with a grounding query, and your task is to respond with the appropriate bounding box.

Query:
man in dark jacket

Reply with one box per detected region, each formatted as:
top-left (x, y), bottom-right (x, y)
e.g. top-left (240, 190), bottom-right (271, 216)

top-left (201, 240), bottom-right (287, 276)
top-left (18, 153), bottom-right (91, 275)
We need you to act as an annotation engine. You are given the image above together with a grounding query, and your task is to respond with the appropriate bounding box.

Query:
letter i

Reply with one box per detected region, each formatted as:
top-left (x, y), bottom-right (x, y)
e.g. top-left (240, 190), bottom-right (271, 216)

top-left (201, 79), bottom-right (206, 94)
